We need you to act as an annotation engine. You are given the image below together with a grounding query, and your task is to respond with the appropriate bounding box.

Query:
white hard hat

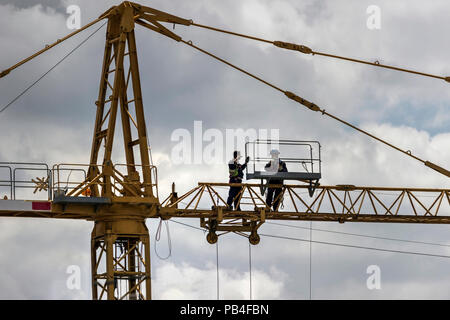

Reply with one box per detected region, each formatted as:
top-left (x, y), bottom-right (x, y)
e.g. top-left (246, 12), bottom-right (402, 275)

top-left (270, 149), bottom-right (280, 155)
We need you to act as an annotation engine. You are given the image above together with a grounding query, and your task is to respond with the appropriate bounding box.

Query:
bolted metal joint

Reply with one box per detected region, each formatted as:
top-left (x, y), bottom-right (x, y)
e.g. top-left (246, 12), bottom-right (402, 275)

top-left (273, 41), bottom-right (313, 54)
top-left (285, 91), bottom-right (321, 112)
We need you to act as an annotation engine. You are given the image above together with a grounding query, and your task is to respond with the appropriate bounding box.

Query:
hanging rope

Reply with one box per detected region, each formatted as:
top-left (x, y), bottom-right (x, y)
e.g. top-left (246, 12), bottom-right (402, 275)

top-left (309, 221), bottom-right (312, 300)
top-left (65, 169), bottom-right (73, 192)
top-left (154, 219), bottom-right (172, 260)
top-left (216, 240), bottom-right (220, 300)
top-left (249, 242), bottom-right (253, 300)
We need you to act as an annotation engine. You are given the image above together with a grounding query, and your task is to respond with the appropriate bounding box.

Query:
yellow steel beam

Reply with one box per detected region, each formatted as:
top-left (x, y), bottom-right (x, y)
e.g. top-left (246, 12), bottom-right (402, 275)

top-left (159, 182), bottom-right (450, 224)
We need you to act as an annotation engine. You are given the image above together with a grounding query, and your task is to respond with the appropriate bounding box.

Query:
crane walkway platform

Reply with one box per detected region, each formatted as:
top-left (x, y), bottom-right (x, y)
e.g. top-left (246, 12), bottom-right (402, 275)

top-left (53, 195), bottom-right (111, 205)
top-left (246, 171), bottom-right (321, 181)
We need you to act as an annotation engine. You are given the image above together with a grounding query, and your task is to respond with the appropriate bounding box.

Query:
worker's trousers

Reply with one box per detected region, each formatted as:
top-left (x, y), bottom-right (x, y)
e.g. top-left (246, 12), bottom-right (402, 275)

top-left (227, 186), bottom-right (243, 210)
top-left (266, 186), bottom-right (283, 211)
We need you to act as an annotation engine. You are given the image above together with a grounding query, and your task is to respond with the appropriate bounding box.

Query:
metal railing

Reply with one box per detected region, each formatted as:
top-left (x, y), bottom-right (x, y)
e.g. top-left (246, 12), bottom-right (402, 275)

top-left (0, 162), bottom-right (159, 201)
top-left (245, 139), bottom-right (321, 177)
top-left (52, 163), bottom-right (159, 199)
top-left (0, 162), bottom-right (52, 200)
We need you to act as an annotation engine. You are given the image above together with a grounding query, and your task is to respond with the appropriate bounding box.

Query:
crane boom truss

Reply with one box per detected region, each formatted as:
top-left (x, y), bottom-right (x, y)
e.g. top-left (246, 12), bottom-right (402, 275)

top-left (160, 183), bottom-right (450, 223)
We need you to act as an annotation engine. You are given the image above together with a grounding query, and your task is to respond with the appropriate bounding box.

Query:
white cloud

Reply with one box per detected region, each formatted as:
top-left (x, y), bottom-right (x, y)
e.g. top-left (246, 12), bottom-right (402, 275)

top-left (153, 262), bottom-right (285, 300)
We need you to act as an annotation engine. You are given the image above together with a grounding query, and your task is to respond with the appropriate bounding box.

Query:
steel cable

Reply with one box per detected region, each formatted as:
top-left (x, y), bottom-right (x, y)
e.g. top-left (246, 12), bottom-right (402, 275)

top-left (0, 22), bottom-right (107, 115)
top-left (192, 22), bottom-right (450, 83)
top-left (179, 38), bottom-right (450, 178)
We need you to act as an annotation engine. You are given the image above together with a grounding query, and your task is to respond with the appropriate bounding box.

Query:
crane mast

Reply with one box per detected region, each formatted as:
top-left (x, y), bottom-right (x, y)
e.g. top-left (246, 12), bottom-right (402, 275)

top-left (0, 1), bottom-right (449, 300)
top-left (83, 4), bottom-right (156, 300)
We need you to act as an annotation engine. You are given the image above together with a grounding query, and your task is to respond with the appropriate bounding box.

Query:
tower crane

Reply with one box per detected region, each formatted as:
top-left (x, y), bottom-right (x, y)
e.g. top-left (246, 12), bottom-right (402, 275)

top-left (0, 1), bottom-right (449, 300)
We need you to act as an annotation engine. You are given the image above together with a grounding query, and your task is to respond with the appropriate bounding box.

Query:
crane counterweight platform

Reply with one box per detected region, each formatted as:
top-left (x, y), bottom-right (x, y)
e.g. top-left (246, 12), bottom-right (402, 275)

top-left (0, 1), bottom-right (449, 300)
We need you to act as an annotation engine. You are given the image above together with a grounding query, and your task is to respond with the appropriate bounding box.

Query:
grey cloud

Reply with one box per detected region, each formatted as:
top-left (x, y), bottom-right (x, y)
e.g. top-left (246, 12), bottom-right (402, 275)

top-left (0, 0), bottom-right (66, 13)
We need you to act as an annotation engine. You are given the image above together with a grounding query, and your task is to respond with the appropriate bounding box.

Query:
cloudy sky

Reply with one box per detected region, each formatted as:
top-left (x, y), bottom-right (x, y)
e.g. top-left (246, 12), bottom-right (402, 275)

top-left (0, 0), bottom-right (450, 299)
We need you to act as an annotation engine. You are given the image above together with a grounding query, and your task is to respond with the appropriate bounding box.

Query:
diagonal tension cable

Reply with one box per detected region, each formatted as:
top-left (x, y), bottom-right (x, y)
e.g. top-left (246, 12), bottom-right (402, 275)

top-left (0, 11), bottom-right (111, 79)
top-left (2, 6), bottom-right (448, 177)
top-left (135, 11), bottom-right (450, 178)
top-left (0, 22), bottom-right (107, 115)
top-left (191, 22), bottom-right (450, 83)
top-left (178, 38), bottom-right (450, 178)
